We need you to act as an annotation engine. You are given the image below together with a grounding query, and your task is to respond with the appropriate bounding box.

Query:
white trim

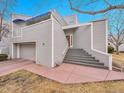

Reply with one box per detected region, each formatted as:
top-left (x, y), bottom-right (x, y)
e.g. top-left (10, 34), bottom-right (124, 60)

top-left (35, 42), bottom-right (37, 63)
top-left (92, 48), bottom-right (110, 55)
top-left (51, 15), bottom-right (54, 67)
top-left (62, 23), bottom-right (91, 30)
top-left (109, 55), bottom-right (112, 70)
top-left (91, 23), bottom-right (93, 49)
top-left (91, 48), bottom-right (112, 70)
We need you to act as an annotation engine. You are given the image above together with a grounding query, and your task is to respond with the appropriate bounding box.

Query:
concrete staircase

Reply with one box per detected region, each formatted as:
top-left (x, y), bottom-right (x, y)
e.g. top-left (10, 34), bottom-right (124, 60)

top-left (64, 49), bottom-right (108, 69)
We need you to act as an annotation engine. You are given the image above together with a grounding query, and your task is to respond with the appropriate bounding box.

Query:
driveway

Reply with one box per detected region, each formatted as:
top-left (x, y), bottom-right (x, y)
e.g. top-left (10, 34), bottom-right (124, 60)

top-left (0, 59), bottom-right (124, 84)
top-left (0, 59), bottom-right (33, 76)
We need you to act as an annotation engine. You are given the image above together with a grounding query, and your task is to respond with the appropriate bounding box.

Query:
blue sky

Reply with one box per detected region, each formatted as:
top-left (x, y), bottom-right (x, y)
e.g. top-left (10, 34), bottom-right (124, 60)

top-left (13, 0), bottom-right (104, 23)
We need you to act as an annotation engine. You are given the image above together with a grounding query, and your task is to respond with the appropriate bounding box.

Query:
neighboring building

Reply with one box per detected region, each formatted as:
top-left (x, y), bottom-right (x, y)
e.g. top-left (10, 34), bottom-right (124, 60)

top-left (119, 43), bottom-right (124, 52)
top-left (108, 35), bottom-right (124, 52)
top-left (9, 10), bottom-right (112, 70)
top-left (0, 20), bottom-right (10, 55)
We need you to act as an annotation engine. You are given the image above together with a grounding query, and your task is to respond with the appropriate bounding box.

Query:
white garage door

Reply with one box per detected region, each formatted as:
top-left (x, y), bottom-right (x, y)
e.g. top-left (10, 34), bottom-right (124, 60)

top-left (20, 43), bottom-right (36, 61)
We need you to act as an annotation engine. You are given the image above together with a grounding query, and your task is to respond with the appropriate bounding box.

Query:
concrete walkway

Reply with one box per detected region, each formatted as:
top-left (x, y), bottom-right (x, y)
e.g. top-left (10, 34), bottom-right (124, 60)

top-left (0, 59), bottom-right (124, 84)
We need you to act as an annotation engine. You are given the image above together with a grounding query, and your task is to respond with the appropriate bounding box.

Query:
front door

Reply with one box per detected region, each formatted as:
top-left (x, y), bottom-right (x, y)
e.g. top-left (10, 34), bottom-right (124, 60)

top-left (66, 35), bottom-right (70, 47)
top-left (66, 35), bottom-right (73, 48)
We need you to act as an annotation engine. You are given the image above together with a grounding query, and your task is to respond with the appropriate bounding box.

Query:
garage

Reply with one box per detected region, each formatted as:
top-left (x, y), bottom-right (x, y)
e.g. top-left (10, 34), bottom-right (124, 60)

top-left (19, 43), bottom-right (36, 61)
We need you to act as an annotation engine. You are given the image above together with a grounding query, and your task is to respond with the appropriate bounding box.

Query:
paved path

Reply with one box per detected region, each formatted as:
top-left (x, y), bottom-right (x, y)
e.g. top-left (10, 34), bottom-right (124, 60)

top-left (0, 59), bottom-right (124, 84)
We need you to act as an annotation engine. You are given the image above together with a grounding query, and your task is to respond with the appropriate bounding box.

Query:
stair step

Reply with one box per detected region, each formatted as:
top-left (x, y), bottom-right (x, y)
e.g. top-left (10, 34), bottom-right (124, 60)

top-left (68, 50), bottom-right (87, 52)
top-left (67, 51), bottom-right (88, 53)
top-left (63, 48), bottom-right (106, 69)
top-left (66, 54), bottom-right (91, 57)
top-left (65, 56), bottom-right (95, 59)
top-left (68, 52), bottom-right (87, 54)
top-left (66, 55), bottom-right (93, 58)
top-left (64, 59), bottom-right (103, 65)
top-left (68, 48), bottom-right (83, 50)
top-left (68, 49), bottom-right (86, 51)
top-left (65, 57), bottom-right (99, 62)
top-left (64, 61), bottom-right (107, 69)
top-left (67, 51), bottom-right (87, 53)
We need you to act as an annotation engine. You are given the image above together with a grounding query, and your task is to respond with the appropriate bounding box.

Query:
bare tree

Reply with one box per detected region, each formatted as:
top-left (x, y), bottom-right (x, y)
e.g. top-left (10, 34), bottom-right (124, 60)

top-left (108, 10), bottom-right (124, 54)
top-left (68, 0), bottom-right (124, 15)
top-left (0, 0), bottom-right (16, 41)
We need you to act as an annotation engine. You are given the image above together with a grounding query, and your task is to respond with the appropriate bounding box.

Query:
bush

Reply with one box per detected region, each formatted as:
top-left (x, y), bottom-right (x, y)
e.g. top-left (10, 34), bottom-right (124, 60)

top-left (0, 54), bottom-right (8, 61)
top-left (108, 46), bottom-right (114, 53)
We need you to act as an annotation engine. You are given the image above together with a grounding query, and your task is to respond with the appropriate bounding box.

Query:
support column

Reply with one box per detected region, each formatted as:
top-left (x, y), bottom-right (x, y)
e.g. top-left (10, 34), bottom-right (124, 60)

top-left (11, 43), bottom-right (14, 58)
top-left (17, 44), bottom-right (20, 58)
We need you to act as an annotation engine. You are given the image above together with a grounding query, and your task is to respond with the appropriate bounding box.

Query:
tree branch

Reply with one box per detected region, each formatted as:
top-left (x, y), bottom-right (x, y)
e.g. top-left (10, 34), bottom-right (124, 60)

top-left (104, 0), bottom-right (112, 6)
top-left (68, 0), bottom-right (73, 8)
top-left (119, 35), bottom-right (124, 44)
top-left (109, 32), bottom-right (117, 42)
top-left (70, 3), bottom-right (124, 15)
top-left (108, 36), bottom-right (116, 46)
top-left (76, 0), bottom-right (97, 8)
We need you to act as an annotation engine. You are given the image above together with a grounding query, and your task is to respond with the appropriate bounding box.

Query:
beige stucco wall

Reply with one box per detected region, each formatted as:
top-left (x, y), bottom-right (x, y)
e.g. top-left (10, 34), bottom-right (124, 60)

top-left (10, 13), bottom-right (111, 69)
top-left (63, 22), bottom-right (112, 69)
top-left (53, 17), bottom-right (68, 65)
top-left (73, 25), bottom-right (91, 53)
top-left (64, 24), bottom-right (92, 53)
top-left (93, 20), bottom-right (107, 53)
top-left (91, 20), bottom-right (112, 69)
top-left (10, 20), bottom-right (52, 67)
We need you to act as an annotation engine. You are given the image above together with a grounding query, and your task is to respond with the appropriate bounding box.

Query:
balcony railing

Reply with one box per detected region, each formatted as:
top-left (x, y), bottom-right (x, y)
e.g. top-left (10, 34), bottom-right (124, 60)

top-left (12, 28), bottom-right (22, 37)
top-left (12, 19), bottom-right (51, 38)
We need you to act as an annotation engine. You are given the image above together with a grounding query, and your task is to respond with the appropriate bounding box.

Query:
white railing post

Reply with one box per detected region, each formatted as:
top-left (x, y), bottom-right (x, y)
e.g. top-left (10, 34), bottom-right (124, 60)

top-left (109, 55), bottom-right (112, 70)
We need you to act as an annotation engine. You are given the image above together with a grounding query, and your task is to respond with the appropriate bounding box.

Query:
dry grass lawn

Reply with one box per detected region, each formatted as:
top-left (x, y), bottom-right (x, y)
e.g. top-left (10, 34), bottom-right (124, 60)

top-left (0, 70), bottom-right (124, 93)
top-left (112, 53), bottom-right (124, 67)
